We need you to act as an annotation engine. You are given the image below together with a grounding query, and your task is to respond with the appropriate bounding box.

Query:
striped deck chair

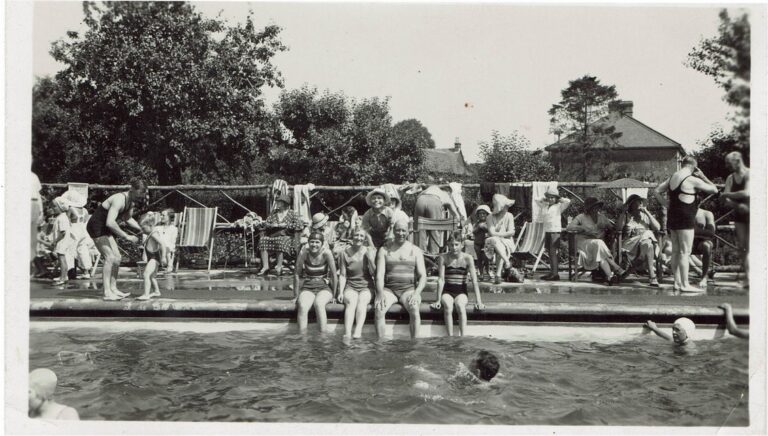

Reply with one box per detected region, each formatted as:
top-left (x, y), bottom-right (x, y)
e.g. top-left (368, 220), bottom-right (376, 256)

top-left (175, 207), bottom-right (218, 272)
top-left (509, 221), bottom-right (548, 273)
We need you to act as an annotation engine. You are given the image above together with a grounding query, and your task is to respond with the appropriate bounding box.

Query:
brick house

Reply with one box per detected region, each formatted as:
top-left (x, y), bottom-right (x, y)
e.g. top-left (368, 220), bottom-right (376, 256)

top-left (545, 101), bottom-right (686, 182)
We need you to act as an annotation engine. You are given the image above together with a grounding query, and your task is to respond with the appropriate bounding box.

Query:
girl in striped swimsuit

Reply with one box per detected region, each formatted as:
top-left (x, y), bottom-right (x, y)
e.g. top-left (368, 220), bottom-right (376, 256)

top-left (375, 218), bottom-right (427, 339)
top-left (430, 231), bottom-right (485, 336)
top-left (294, 231), bottom-right (338, 333)
top-left (339, 229), bottom-right (377, 339)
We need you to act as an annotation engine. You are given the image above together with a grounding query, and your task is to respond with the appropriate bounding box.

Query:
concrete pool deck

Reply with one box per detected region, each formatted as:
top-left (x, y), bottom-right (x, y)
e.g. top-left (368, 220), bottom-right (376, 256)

top-left (30, 267), bottom-right (749, 325)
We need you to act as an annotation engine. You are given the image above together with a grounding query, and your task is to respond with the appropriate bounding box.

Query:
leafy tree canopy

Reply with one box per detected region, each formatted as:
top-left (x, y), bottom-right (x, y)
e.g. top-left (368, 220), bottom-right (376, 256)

top-left (391, 119), bottom-right (436, 149)
top-left (479, 131), bottom-right (555, 182)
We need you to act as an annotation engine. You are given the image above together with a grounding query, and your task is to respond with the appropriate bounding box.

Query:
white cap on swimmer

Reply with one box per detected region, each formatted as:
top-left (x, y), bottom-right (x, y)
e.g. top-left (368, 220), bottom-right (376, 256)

top-left (674, 317), bottom-right (696, 339)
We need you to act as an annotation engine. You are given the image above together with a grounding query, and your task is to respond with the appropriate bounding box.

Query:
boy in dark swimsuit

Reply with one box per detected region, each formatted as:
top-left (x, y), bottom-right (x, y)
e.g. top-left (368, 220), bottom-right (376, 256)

top-left (137, 213), bottom-right (165, 300)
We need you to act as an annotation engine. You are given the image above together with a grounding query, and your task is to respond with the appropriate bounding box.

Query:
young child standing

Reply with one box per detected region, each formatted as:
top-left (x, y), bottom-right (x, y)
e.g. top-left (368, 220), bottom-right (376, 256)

top-left (50, 198), bottom-right (72, 286)
top-left (471, 205), bottom-right (492, 280)
top-left (536, 186), bottom-right (571, 281)
top-left (138, 213), bottom-right (166, 300)
top-left (158, 208), bottom-right (178, 272)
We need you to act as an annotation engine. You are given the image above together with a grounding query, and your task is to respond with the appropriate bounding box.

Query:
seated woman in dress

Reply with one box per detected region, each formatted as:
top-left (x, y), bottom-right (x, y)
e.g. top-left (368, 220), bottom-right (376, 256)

top-left (257, 194), bottom-right (305, 276)
top-left (616, 194), bottom-right (661, 287)
top-left (375, 218), bottom-right (427, 339)
top-left (294, 231), bottom-right (338, 333)
top-left (485, 194), bottom-right (517, 284)
top-left (430, 231), bottom-right (485, 336)
top-left (566, 197), bottom-right (626, 285)
top-left (339, 228), bottom-right (376, 339)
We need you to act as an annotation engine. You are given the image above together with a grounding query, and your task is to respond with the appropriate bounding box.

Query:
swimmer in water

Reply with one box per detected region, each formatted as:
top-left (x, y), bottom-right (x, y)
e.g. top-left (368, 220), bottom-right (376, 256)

top-left (28, 368), bottom-right (79, 420)
top-left (720, 303), bottom-right (749, 339)
top-left (645, 317), bottom-right (696, 345)
top-left (412, 350), bottom-right (500, 390)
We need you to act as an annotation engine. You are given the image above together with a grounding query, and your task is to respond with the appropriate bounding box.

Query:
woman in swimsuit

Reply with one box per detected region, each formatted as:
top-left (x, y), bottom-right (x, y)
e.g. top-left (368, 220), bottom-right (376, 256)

top-left (375, 218), bottom-right (427, 339)
top-left (137, 213), bottom-right (166, 301)
top-left (338, 228), bottom-right (376, 339)
top-left (430, 231), bottom-right (485, 336)
top-left (654, 156), bottom-right (717, 292)
top-left (86, 179), bottom-right (147, 300)
top-left (294, 231), bottom-right (338, 333)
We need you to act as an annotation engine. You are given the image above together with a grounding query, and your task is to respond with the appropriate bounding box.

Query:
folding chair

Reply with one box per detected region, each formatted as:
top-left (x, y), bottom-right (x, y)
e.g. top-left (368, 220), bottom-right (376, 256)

top-left (413, 216), bottom-right (459, 271)
top-left (617, 231), bottom-right (663, 281)
top-left (175, 207), bottom-right (218, 272)
top-left (508, 221), bottom-right (548, 273)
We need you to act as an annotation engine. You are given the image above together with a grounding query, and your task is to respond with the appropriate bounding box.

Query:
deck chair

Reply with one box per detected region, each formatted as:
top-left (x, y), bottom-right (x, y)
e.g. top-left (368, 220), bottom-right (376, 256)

top-left (508, 221), bottom-right (548, 273)
top-left (413, 217), bottom-right (459, 271)
top-left (175, 207), bottom-right (218, 272)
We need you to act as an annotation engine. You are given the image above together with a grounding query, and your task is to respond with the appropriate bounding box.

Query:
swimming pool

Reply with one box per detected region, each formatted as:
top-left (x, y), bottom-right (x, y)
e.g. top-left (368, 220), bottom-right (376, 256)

top-left (30, 321), bottom-right (748, 425)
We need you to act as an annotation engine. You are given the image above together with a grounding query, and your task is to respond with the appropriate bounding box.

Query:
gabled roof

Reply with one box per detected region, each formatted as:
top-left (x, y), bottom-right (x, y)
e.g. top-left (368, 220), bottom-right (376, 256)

top-left (545, 114), bottom-right (685, 154)
top-left (424, 148), bottom-right (473, 176)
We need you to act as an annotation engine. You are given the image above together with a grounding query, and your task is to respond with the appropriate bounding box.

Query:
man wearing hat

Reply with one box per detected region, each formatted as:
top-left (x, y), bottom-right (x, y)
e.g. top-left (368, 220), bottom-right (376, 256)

top-left (362, 188), bottom-right (395, 249)
top-left (566, 197), bottom-right (626, 285)
top-left (616, 194), bottom-right (661, 287)
top-left (413, 184), bottom-right (463, 255)
top-left (535, 186), bottom-right (571, 280)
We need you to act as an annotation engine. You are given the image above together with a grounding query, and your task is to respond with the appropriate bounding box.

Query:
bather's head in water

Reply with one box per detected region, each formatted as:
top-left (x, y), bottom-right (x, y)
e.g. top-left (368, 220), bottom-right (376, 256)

top-left (29, 368), bottom-right (79, 419)
top-left (469, 350), bottom-right (500, 381)
top-left (672, 318), bottom-right (696, 345)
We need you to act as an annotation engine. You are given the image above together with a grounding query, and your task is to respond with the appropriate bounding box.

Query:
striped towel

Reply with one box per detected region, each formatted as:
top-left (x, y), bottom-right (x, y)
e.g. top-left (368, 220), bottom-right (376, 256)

top-left (179, 208), bottom-right (217, 247)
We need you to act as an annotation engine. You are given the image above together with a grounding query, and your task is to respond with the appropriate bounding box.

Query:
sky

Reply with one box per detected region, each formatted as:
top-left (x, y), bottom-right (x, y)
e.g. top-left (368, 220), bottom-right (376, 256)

top-left (32, 2), bottom-right (740, 163)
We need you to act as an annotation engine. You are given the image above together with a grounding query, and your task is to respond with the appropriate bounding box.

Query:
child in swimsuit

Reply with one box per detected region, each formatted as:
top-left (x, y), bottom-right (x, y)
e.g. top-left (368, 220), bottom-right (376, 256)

top-left (430, 231), bottom-right (485, 336)
top-left (138, 213), bottom-right (166, 300)
top-left (294, 231), bottom-right (338, 333)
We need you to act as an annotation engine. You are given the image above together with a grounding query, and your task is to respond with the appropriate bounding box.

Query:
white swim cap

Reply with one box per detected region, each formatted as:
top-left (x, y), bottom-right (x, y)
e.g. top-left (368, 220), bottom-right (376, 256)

top-left (674, 317), bottom-right (696, 338)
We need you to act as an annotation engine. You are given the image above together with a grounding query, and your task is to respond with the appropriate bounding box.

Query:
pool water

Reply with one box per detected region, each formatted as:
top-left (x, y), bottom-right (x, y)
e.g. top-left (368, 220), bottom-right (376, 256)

top-left (29, 324), bottom-right (749, 425)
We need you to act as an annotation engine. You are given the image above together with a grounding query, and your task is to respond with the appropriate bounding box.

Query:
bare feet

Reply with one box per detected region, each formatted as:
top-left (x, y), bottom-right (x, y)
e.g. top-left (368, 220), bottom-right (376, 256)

top-left (113, 289), bottom-right (130, 298)
top-left (680, 285), bottom-right (705, 293)
top-left (697, 278), bottom-right (708, 288)
top-left (352, 332), bottom-right (362, 339)
top-left (103, 293), bottom-right (126, 301)
top-left (136, 294), bottom-right (151, 301)
top-left (150, 291), bottom-right (162, 298)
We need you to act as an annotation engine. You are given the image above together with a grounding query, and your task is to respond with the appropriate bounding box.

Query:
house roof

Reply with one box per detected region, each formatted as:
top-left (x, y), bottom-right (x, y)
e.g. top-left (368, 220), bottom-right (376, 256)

top-left (424, 148), bottom-right (473, 176)
top-left (545, 114), bottom-right (685, 154)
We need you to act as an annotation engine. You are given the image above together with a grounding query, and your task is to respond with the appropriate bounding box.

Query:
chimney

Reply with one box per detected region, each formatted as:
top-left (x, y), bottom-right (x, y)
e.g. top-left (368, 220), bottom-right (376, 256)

top-left (453, 137), bottom-right (461, 152)
top-left (609, 100), bottom-right (633, 118)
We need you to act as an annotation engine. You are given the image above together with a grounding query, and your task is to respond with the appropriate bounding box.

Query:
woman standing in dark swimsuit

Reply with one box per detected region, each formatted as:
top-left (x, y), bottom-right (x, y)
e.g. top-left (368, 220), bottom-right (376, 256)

top-left (86, 180), bottom-right (147, 300)
top-left (654, 157), bottom-right (717, 292)
top-left (430, 231), bottom-right (484, 336)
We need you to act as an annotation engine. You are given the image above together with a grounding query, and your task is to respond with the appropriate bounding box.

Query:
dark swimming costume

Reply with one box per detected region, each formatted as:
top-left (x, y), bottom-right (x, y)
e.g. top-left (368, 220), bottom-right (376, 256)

top-left (301, 252), bottom-right (330, 293)
top-left (86, 193), bottom-right (135, 239)
top-left (144, 231), bottom-right (162, 263)
top-left (667, 176), bottom-right (698, 231)
top-left (443, 264), bottom-right (468, 298)
top-left (730, 176), bottom-right (749, 224)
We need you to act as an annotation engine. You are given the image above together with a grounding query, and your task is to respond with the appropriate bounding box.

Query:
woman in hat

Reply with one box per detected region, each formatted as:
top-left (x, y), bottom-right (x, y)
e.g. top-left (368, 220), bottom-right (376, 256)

top-left (294, 231), bottom-right (338, 333)
top-left (616, 194), bottom-right (661, 287)
top-left (361, 188), bottom-right (395, 249)
top-left (566, 197), bottom-right (626, 285)
top-left (485, 194), bottom-right (517, 285)
top-left (535, 187), bottom-right (571, 281)
top-left (338, 228), bottom-right (377, 339)
top-left (257, 194), bottom-right (304, 276)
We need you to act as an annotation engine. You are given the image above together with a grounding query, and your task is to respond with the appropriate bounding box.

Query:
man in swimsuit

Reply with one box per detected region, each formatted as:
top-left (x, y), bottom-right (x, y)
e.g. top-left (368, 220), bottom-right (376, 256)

top-left (86, 179), bottom-right (147, 300)
top-left (654, 157), bottom-right (718, 293)
top-left (29, 368), bottom-right (79, 420)
top-left (720, 151), bottom-right (749, 288)
top-left (375, 218), bottom-right (427, 339)
top-left (692, 208), bottom-right (716, 288)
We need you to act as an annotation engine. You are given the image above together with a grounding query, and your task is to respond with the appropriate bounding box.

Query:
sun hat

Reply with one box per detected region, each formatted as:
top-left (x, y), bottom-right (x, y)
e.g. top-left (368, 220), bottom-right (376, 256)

top-left (62, 190), bottom-right (87, 208)
top-left (52, 196), bottom-right (70, 211)
top-left (474, 205), bottom-right (491, 216)
top-left (366, 188), bottom-right (390, 207)
top-left (311, 212), bottom-right (329, 229)
top-left (624, 194), bottom-right (645, 208)
top-left (544, 186), bottom-right (561, 199)
top-left (491, 194), bottom-right (515, 214)
top-left (583, 197), bottom-right (604, 211)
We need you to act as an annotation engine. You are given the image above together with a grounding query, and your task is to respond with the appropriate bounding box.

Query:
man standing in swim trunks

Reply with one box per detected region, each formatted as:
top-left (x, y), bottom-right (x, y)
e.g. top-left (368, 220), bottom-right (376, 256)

top-left (654, 157), bottom-right (718, 293)
top-left (86, 180), bottom-right (147, 300)
top-left (720, 151), bottom-right (749, 288)
top-left (375, 218), bottom-right (427, 339)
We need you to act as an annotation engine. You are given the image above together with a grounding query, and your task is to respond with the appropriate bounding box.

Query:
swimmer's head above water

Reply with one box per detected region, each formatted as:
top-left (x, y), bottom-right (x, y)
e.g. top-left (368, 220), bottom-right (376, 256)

top-left (29, 368), bottom-right (57, 413)
top-left (469, 350), bottom-right (500, 382)
top-left (672, 318), bottom-right (696, 345)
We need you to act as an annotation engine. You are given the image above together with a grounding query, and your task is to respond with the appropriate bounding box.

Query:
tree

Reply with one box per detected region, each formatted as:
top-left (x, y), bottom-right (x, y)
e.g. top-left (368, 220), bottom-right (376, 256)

top-left (479, 131), bottom-right (555, 182)
top-left (42, 2), bottom-right (286, 185)
top-left (692, 127), bottom-right (749, 183)
top-left (271, 86), bottom-right (426, 185)
top-left (391, 119), bottom-right (436, 149)
top-left (548, 75), bottom-right (622, 181)
top-left (687, 9), bottom-right (750, 149)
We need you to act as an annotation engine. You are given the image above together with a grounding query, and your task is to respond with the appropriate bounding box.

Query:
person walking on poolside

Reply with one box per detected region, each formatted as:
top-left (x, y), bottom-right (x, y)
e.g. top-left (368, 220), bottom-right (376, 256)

top-left (486, 194), bottom-right (517, 285)
top-left (375, 218), bottom-right (427, 339)
top-left (294, 231), bottom-right (338, 333)
top-left (413, 184), bottom-right (464, 255)
top-left (361, 188), bottom-right (395, 249)
top-left (654, 156), bottom-right (718, 292)
top-left (29, 368), bottom-right (79, 420)
top-left (720, 151), bottom-right (749, 288)
top-left (617, 194), bottom-right (661, 287)
top-left (430, 231), bottom-right (485, 336)
top-left (137, 213), bottom-right (166, 300)
top-left (338, 228), bottom-right (377, 339)
top-left (566, 197), bottom-right (626, 286)
top-left (536, 186), bottom-right (571, 281)
top-left (692, 208), bottom-right (716, 288)
top-left (86, 179), bottom-right (147, 300)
